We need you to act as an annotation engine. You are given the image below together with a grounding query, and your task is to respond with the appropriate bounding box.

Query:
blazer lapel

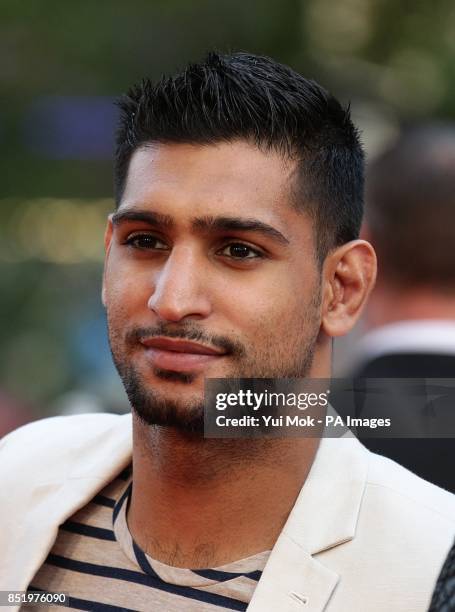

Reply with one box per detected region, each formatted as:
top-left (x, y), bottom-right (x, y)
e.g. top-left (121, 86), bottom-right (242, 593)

top-left (248, 437), bottom-right (368, 611)
top-left (247, 534), bottom-right (339, 612)
top-left (1, 414), bottom-right (133, 603)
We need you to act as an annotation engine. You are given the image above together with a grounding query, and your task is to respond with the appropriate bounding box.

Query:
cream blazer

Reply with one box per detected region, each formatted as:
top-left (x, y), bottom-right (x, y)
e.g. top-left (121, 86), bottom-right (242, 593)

top-left (0, 413), bottom-right (454, 612)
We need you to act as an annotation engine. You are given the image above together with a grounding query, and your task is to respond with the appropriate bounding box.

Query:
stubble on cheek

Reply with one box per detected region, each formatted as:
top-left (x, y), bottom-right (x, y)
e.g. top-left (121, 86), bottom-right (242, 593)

top-left (105, 298), bottom-right (136, 373)
top-left (233, 281), bottom-right (321, 379)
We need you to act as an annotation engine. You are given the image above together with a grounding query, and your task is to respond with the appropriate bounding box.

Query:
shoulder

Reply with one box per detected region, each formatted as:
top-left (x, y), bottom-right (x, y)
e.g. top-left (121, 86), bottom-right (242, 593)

top-left (353, 445), bottom-right (455, 587)
top-left (364, 447), bottom-right (455, 524)
top-left (0, 412), bottom-right (132, 484)
top-left (313, 443), bottom-right (455, 610)
top-left (0, 412), bottom-right (131, 452)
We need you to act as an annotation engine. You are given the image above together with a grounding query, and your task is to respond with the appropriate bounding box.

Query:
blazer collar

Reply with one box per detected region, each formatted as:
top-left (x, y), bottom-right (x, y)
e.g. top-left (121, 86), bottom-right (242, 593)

top-left (3, 414), bottom-right (133, 603)
top-left (248, 436), bottom-right (368, 611)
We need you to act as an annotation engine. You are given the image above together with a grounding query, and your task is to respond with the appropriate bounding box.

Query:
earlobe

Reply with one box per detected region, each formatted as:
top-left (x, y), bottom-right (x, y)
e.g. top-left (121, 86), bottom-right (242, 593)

top-left (321, 240), bottom-right (377, 337)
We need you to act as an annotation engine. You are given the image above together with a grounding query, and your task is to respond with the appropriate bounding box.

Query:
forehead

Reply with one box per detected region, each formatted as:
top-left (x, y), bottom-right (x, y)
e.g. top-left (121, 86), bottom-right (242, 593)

top-left (120, 141), bottom-right (299, 224)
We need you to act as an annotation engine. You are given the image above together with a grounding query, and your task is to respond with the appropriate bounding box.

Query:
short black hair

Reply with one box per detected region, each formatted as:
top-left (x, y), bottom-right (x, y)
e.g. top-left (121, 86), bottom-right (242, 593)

top-left (114, 51), bottom-right (364, 261)
top-left (366, 124), bottom-right (455, 290)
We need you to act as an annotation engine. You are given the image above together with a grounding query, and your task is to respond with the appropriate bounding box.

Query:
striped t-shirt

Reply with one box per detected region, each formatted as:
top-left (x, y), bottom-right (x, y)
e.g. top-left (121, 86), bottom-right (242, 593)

top-left (27, 467), bottom-right (270, 611)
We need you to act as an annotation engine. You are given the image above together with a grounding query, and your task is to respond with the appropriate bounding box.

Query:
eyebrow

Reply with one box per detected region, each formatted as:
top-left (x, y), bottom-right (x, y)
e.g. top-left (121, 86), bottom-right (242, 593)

top-left (111, 208), bottom-right (289, 245)
top-left (193, 216), bottom-right (290, 245)
top-left (111, 209), bottom-right (174, 228)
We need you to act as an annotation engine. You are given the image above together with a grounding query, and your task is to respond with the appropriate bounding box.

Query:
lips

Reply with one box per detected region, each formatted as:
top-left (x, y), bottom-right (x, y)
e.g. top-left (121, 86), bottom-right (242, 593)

top-left (140, 337), bottom-right (225, 355)
top-left (140, 337), bottom-right (227, 373)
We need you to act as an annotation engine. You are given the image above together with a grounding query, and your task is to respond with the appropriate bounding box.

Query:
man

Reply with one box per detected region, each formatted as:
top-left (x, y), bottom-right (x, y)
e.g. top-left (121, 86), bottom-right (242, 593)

top-left (353, 125), bottom-right (455, 493)
top-left (0, 53), bottom-right (454, 611)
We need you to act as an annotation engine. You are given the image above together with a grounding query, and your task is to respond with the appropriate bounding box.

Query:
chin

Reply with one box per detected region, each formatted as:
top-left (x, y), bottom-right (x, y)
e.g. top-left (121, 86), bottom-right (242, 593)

top-left (132, 394), bottom-right (205, 433)
top-left (153, 367), bottom-right (199, 385)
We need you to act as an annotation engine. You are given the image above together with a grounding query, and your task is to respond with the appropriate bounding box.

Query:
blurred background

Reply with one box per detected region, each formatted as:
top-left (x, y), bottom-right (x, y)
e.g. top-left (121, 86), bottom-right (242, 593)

top-left (2, 0), bottom-right (455, 433)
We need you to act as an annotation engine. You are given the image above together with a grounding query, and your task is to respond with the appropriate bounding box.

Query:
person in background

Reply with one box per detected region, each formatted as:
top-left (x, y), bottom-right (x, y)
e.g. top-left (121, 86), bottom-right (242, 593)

top-left (353, 124), bottom-right (455, 493)
top-left (429, 538), bottom-right (455, 611)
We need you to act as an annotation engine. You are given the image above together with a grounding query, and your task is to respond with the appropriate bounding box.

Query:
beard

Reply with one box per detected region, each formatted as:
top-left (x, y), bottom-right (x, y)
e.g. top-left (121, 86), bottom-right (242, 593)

top-left (108, 285), bottom-right (322, 434)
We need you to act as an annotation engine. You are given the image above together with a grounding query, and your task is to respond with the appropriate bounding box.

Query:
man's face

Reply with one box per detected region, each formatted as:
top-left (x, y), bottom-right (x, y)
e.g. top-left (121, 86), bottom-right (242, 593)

top-left (103, 141), bottom-right (323, 430)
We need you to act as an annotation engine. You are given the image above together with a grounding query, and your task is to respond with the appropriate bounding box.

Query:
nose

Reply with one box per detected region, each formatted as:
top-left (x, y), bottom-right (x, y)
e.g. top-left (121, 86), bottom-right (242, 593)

top-left (147, 245), bottom-right (212, 322)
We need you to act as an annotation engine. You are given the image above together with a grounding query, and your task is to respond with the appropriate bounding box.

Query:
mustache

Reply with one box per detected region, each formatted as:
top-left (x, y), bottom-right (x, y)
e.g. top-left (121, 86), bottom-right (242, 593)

top-left (125, 322), bottom-right (246, 357)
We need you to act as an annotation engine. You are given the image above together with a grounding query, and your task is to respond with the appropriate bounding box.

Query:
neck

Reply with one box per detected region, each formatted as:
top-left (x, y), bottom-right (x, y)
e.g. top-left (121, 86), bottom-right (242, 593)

top-left (366, 283), bottom-right (455, 329)
top-left (127, 414), bottom-right (319, 568)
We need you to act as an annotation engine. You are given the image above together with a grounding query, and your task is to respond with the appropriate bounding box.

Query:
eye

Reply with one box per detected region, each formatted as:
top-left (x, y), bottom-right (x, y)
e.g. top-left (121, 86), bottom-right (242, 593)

top-left (124, 233), bottom-right (169, 250)
top-left (218, 243), bottom-right (263, 260)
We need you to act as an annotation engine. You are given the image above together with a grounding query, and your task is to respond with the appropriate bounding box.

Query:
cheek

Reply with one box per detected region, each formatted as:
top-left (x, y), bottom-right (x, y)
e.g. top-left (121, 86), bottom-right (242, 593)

top-left (104, 286), bottom-right (148, 349)
top-left (236, 273), bottom-right (320, 344)
top-left (226, 279), bottom-right (303, 341)
top-left (104, 256), bottom-right (152, 316)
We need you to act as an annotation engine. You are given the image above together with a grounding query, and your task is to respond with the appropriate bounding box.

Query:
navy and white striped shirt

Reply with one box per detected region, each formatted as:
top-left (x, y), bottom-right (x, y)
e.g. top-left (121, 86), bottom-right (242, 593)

top-left (28, 466), bottom-right (269, 611)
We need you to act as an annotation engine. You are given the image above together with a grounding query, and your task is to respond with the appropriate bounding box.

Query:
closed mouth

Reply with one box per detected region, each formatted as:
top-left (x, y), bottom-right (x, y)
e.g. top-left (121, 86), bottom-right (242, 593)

top-left (140, 337), bottom-right (227, 356)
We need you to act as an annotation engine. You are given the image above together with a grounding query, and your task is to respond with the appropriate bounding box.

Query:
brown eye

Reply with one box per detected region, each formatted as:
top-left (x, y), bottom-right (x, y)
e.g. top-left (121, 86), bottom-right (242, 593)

top-left (125, 234), bottom-right (169, 250)
top-left (219, 243), bottom-right (262, 259)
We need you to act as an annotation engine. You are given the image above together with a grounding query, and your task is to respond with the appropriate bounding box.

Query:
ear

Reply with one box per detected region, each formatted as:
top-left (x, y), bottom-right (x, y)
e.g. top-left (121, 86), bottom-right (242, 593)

top-left (321, 240), bottom-right (377, 337)
top-left (101, 214), bottom-right (114, 308)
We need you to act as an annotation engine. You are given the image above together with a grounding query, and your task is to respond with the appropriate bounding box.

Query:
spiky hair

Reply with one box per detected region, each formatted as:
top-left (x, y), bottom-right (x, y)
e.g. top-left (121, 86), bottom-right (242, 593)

top-left (114, 51), bottom-right (364, 259)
